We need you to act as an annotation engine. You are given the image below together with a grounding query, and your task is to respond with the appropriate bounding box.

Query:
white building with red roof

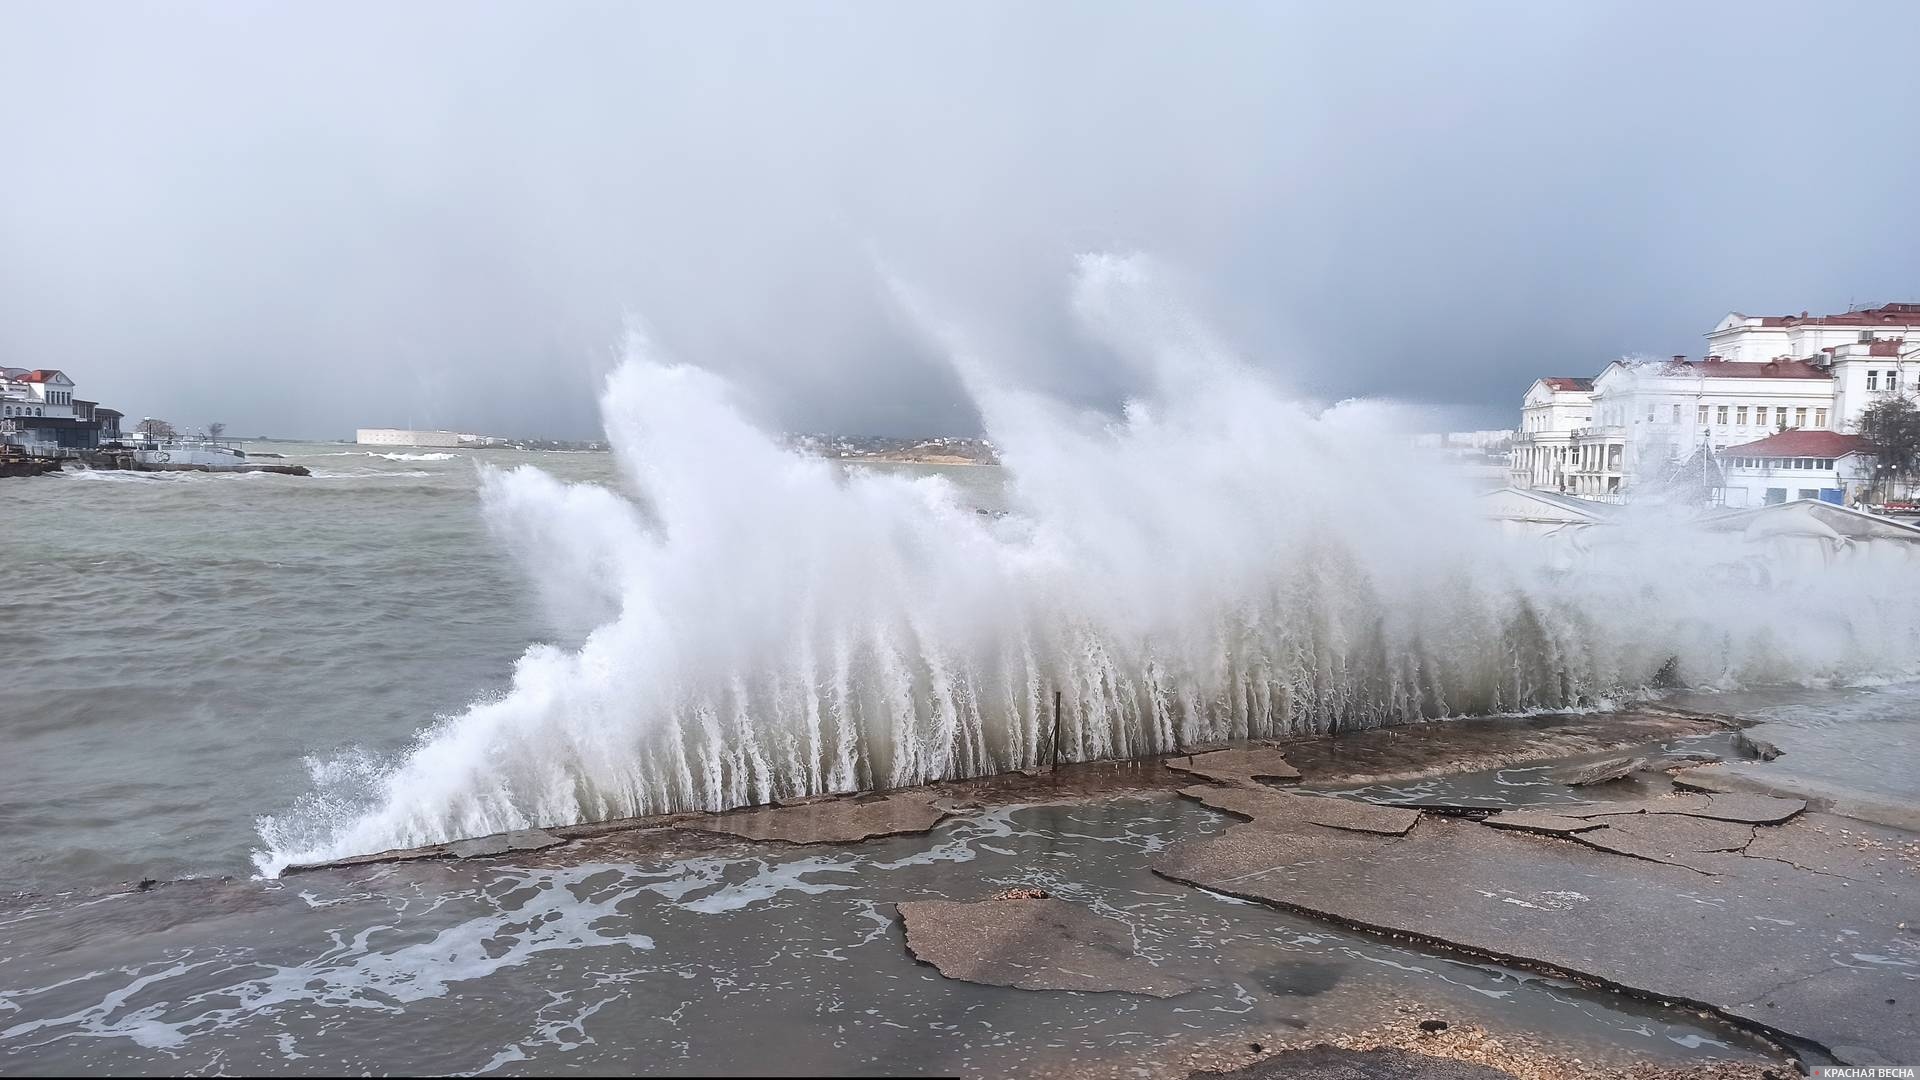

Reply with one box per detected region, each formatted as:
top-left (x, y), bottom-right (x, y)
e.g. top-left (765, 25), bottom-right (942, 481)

top-left (1710, 302), bottom-right (1920, 433)
top-left (1719, 429), bottom-right (1875, 509)
top-left (1707, 303), bottom-right (1920, 362)
top-left (1509, 376), bottom-right (1593, 491)
top-left (0, 368), bottom-right (121, 452)
top-left (1565, 355), bottom-right (1837, 500)
top-left (1510, 301), bottom-right (1920, 503)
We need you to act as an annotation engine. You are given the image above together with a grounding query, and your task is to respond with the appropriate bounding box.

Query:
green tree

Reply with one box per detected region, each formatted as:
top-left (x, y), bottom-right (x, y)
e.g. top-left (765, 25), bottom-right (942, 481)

top-left (1858, 395), bottom-right (1920, 502)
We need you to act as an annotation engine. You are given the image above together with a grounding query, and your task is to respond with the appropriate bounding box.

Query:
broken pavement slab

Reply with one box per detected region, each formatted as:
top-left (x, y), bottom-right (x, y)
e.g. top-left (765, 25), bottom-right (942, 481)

top-left (1154, 809), bottom-right (1916, 1065)
top-left (1547, 755), bottom-right (1649, 787)
top-left (1668, 792), bottom-right (1805, 825)
top-left (686, 791), bottom-right (950, 844)
top-left (1549, 792), bottom-right (1804, 826)
top-left (897, 896), bottom-right (1207, 997)
top-left (1673, 764), bottom-right (1920, 833)
top-left (1479, 811), bottom-right (1605, 836)
top-left (1269, 710), bottom-right (1725, 786)
top-left (1734, 731), bottom-right (1784, 761)
top-left (1166, 747), bottom-right (1303, 787)
top-left (1566, 813), bottom-right (1755, 874)
top-left (1180, 785), bottom-right (1420, 836)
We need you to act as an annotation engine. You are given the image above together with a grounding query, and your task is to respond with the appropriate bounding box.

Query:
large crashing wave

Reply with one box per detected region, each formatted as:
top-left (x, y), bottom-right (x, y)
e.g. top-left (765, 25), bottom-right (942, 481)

top-left (254, 256), bottom-right (1920, 874)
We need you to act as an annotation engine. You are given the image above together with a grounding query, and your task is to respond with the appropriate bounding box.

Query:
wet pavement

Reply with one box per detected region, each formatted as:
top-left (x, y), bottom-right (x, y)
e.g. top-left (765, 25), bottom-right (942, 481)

top-left (0, 795), bottom-right (1782, 1076)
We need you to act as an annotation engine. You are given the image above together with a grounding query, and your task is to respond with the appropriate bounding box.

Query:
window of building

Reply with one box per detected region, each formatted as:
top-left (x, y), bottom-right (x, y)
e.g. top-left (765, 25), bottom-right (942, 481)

top-left (1670, 404), bottom-right (1681, 424)
top-left (1869, 370), bottom-right (1881, 390)
top-left (1817, 458), bottom-right (1833, 469)
top-left (1798, 489), bottom-right (1820, 501)
top-left (1776, 407), bottom-right (1789, 428)
top-left (1646, 405), bottom-right (1654, 422)
top-left (1765, 488), bottom-right (1787, 505)
top-left (1816, 408), bottom-right (1828, 427)
top-left (1736, 406), bottom-right (1748, 425)
top-left (1795, 407), bottom-right (1807, 428)
top-left (1716, 405), bottom-right (1729, 425)
top-left (1697, 405), bottom-right (1708, 425)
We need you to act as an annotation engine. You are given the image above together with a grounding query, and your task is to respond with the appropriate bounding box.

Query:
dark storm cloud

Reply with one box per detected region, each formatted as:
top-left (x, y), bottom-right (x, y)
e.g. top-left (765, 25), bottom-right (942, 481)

top-left (2, 1), bottom-right (1917, 438)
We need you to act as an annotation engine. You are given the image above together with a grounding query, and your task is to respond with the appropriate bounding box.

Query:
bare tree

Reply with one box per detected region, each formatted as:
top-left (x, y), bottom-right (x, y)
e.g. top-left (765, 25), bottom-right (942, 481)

top-left (207, 421), bottom-right (227, 440)
top-left (135, 417), bottom-right (178, 439)
top-left (1858, 395), bottom-right (1920, 503)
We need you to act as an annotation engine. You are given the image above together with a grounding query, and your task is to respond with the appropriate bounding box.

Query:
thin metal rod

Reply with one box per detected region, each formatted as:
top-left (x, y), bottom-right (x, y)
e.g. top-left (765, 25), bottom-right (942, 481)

top-left (1051, 689), bottom-right (1064, 771)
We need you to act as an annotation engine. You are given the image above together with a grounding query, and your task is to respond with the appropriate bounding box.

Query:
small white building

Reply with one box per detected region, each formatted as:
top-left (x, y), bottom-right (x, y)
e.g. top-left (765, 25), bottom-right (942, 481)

top-left (356, 428), bottom-right (464, 448)
top-left (1719, 430), bottom-right (1874, 509)
top-left (1509, 377), bottom-right (1593, 492)
top-left (2, 368), bottom-right (76, 420)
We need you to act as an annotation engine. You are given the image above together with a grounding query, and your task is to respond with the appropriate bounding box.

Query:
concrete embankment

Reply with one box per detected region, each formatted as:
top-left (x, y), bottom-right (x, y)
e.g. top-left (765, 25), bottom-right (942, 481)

top-left (136, 461), bottom-right (310, 475)
top-left (0, 458), bottom-right (61, 477)
top-left (69, 449), bottom-right (310, 475)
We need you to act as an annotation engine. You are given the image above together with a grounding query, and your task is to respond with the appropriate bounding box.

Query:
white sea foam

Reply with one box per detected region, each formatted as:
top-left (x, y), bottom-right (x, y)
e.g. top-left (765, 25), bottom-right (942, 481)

top-left (253, 254), bottom-right (1920, 874)
top-left (307, 469), bottom-right (436, 480)
top-left (304, 451), bottom-right (458, 461)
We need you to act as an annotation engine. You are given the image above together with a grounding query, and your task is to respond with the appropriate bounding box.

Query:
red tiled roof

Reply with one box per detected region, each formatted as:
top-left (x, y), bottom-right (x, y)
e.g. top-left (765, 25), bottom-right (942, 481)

top-left (1736, 303), bottom-right (1920, 329)
top-left (1660, 359), bottom-right (1830, 380)
top-left (17, 369), bottom-right (65, 383)
top-left (1725, 430), bottom-right (1870, 458)
top-left (1868, 338), bottom-right (1907, 357)
top-left (1541, 377), bottom-right (1593, 391)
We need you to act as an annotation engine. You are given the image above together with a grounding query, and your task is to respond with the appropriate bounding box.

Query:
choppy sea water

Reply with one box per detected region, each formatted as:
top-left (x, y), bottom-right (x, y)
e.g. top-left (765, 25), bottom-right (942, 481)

top-left (0, 444), bottom-right (999, 893)
top-left (3, 440), bottom-right (1913, 1075)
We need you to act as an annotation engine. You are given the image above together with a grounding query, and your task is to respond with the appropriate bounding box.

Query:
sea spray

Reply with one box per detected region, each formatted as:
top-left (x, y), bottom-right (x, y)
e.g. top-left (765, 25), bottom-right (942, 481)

top-left (254, 256), bottom-right (1920, 874)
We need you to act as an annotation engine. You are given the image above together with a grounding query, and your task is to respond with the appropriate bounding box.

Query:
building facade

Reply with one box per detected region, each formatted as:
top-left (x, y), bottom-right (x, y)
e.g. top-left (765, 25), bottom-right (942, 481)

top-left (1508, 377), bottom-right (1592, 491)
top-left (0, 368), bottom-right (119, 452)
top-left (1718, 430), bottom-right (1873, 508)
top-left (1828, 337), bottom-right (1920, 434)
top-left (355, 428), bottom-right (465, 448)
top-left (1511, 302), bottom-right (1919, 503)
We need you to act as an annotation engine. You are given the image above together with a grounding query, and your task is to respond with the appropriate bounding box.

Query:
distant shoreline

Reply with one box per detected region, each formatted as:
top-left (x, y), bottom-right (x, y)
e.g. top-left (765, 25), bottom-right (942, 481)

top-left (825, 453), bottom-right (997, 468)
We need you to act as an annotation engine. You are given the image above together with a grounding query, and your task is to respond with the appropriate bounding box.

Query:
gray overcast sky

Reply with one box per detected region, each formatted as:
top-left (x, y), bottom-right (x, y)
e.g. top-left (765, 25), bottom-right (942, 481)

top-left (3, 2), bottom-right (1917, 439)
